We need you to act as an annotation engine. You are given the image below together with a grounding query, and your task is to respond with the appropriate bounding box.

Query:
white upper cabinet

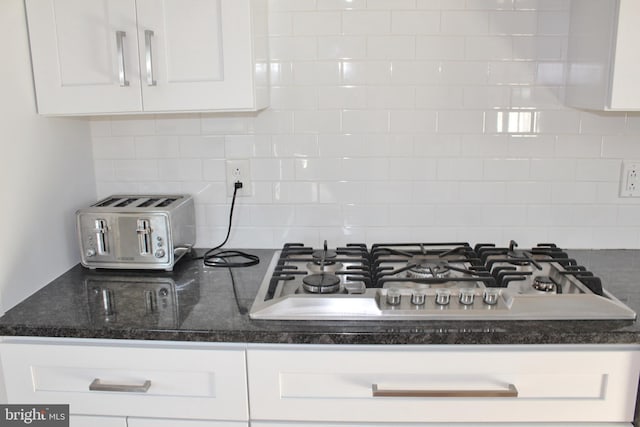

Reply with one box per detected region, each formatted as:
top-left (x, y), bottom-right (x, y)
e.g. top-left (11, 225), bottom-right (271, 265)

top-left (25, 0), bottom-right (269, 115)
top-left (566, 0), bottom-right (640, 111)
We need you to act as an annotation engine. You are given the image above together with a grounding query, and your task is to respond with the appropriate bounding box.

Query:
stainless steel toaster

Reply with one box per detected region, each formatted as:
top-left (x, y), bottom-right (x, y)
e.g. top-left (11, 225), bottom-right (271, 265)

top-left (77, 195), bottom-right (196, 271)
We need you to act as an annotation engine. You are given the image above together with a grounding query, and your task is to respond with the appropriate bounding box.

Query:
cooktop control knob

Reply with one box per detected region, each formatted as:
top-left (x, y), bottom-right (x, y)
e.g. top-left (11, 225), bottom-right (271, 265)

top-left (386, 288), bottom-right (401, 306)
top-left (483, 288), bottom-right (500, 305)
top-left (435, 289), bottom-right (451, 305)
top-left (154, 249), bottom-right (166, 258)
top-left (411, 289), bottom-right (427, 306)
top-left (459, 288), bottom-right (475, 305)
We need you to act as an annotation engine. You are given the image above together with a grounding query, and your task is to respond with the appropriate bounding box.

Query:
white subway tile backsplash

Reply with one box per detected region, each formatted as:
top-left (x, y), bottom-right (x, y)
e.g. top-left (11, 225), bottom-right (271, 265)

top-left (367, 36), bottom-right (416, 59)
top-left (341, 157), bottom-right (390, 180)
top-left (318, 36), bottom-right (367, 59)
top-left (505, 181), bottom-right (552, 204)
top-left (247, 205), bottom-right (295, 226)
top-left (318, 86), bottom-right (367, 109)
top-left (483, 158), bottom-right (529, 180)
top-left (294, 110), bottom-right (342, 133)
top-left (111, 116), bottom-right (155, 136)
top-left (465, 36), bottom-right (513, 61)
top-left (437, 110), bottom-right (484, 134)
top-left (88, 1), bottom-right (640, 249)
top-left (437, 158), bottom-right (483, 181)
top-left (441, 11), bottom-right (489, 35)
top-left (295, 158), bottom-right (342, 181)
top-left (416, 37), bottom-right (465, 60)
top-left (343, 11), bottom-right (391, 35)
top-left (179, 136), bottom-right (225, 159)
top-left (293, 61), bottom-right (341, 85)
top-left (344, 204), bottom-right (389, 226)
top-left (202, 159), bottom-right (226, 181)
top-left (154, 115), bottom-right (201, 135)
top-left (92, 137), bottom-right (135, 159)
top-left (295, 205), bottom-right (344, 226)
top-left (343, 110), bottom-right (390, 133)
top-left (225, 135), bottom-right (272, 158)
top-left (319, 181), bottom-right (368, 203)
top-left (318, 0), bottom-right (366, 10)
top-left (489, 11), bottom-right (537, 35)
top-left (158, 159), bottom-right (203, 181)
top-left (391, 11), bottom-right (440, 34)
top-left (293, 12), bottom-right (342, 35)
top-left (550, 182), bottom-right (598, 204)
top-left (529, 158), bottom-right (576, 181)
top-left (342, 61), bottom-right (393, 84)
top-left (134, 136), bottom-right (180, 159)
top-left (390, 110), bottom-right (437, 133)
top-left (114, 159), bottom-right (158, 181)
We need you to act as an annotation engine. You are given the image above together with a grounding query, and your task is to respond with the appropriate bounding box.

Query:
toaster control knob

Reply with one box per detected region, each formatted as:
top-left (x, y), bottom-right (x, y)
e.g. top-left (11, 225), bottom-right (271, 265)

top-left (154, 249), bottom-right (166, 258)
top-left (86, 249), bottom-right (96, 257)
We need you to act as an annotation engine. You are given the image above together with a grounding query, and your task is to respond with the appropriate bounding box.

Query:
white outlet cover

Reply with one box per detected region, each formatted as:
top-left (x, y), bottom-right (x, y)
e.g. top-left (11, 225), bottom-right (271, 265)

top-left (620, 160), bottom-right (640, 197)
top-left (226, 159), bottom-right (252, 196)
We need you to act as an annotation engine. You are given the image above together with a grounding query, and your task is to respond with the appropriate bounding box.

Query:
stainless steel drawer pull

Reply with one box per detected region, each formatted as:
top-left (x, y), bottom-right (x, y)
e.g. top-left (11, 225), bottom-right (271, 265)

top-left (372, 383), bottom-right (518, 398)
top-left (89, 378), bottom-right (151, 393)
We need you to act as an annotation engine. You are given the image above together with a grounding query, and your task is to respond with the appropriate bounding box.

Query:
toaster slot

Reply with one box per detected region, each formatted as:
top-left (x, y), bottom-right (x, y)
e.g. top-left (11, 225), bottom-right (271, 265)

top-left (137, 198), bottom-right (161, 208)
top-left (156, 198), bottom-right (178, 207)
top-left (95, 219), bottom-right (109, 255)
top-left (136, 219), bottom-right (152, 255)
top-left (93, 197), bottom-right (121, 207)
top-left (115, 198), bottom-right (139, 207)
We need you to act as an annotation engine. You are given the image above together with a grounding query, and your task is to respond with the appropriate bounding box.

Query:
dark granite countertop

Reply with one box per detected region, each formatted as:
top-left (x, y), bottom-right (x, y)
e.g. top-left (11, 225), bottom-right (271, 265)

top-left (1, 248), bottom-right (640, 345)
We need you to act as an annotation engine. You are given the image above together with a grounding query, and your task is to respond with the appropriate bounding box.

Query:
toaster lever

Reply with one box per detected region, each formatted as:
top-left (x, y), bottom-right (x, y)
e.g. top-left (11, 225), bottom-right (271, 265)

top-left (137, 219), bottom-right (152, 255)
top-left (95, 219), bottom-right (109, 255)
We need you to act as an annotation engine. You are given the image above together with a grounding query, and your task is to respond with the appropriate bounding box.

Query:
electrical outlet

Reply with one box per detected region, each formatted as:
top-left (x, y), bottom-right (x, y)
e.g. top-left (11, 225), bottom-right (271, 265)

top-left (226, 159), bottom-right (252, 196)
top-left (620, 161), bottom-right (640, 197)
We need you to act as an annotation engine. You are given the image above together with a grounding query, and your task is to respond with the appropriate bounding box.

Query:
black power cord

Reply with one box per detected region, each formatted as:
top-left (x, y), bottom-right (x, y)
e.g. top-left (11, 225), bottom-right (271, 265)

top-left (194, 181), bottom-right (260, 268)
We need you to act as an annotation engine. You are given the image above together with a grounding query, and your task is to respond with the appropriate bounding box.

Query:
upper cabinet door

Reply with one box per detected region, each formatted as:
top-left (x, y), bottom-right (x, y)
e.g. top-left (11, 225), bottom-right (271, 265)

top-left (25, 0), bottom-right (269, 115)
top-left (566, 0), bottom-right (640, 111)
top-left (25, 0), bottom-right (142, 115)
top-left (135, 0), bottom-right (265, 112)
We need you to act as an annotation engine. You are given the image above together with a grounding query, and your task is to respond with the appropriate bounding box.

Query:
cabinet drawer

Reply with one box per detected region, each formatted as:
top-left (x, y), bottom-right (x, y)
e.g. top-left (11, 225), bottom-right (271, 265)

top-left (0, 339), bottom-right (248, 421)
top-left (128, 419), bottom-right (247, 427)
top-left (70, 415), bottom-right (126, 427)
top-left (247, 345), bottom-right (640, 423)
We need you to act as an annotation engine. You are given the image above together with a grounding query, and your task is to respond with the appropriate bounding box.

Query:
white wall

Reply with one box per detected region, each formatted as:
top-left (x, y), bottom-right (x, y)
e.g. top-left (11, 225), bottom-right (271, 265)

top-left (91, 0), bottom-right (640, 249)
top-left (0, 0), bottom-right (96, 315)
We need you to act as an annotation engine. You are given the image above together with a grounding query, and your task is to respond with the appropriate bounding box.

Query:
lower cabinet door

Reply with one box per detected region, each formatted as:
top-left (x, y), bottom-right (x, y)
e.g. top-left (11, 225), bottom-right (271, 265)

top-left (128, 419), bottom-right (248, 427)
top-left (70, 415), bottom-right (127, 427)
top-left (250, 424), bottom-right (633, 427)
top-left (247, 344), bottom-right (640, 423)
top-left (0, 339), bottom-right (248, 421)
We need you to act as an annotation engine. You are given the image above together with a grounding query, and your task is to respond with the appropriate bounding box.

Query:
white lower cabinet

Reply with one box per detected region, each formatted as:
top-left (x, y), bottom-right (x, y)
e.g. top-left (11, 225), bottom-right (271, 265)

top-left (70, 415), bottom-right (126, 427)
top-left (0, 338), bottom-right (249, 425)
top-left (247, 344), bottom-right (640, 425)
top-left (1, 338), bottom-right (639, 426)
top-left (127, 419), bottom-right (246, 427)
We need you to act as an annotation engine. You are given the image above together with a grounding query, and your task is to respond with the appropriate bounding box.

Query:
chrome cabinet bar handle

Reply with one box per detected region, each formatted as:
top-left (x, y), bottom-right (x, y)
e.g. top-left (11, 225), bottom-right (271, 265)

top-left (372, 383), bottom-right (518, 398)
top-left (115, 31), bottom-right (129, 87)
top-left (144, 30), bottom-right (157, 86)
top-left (89, 378), bottom-right (151, 393)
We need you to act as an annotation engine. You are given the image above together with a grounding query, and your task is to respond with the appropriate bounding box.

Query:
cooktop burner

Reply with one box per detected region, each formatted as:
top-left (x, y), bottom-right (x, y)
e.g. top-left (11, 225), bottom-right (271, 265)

top-left (249, 241), bottom-right (637, 321)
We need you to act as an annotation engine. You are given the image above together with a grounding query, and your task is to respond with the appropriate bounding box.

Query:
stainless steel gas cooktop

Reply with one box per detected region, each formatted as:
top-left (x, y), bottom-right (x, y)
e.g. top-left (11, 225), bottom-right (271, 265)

top-left (249, 241), bottom-right (636, 321)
